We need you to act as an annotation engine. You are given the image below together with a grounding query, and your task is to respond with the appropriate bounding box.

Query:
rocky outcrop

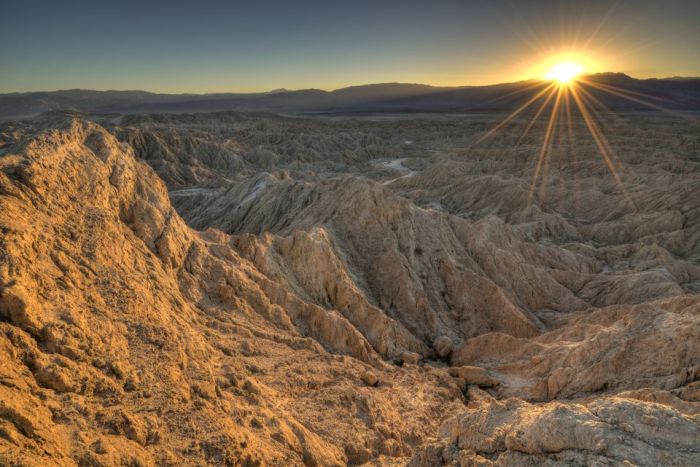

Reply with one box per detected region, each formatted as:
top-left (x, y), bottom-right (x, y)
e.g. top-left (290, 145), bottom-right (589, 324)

top-left (175, 176), bottom-right (560, 350)
top-left (0, 119), bottom-right (465, 465)
top-left (452, 297), bottom-right (700, 401)
top-left (410, 387), bottom-right (700, 466)
top-left (233, 228), bottom-right (428, 359)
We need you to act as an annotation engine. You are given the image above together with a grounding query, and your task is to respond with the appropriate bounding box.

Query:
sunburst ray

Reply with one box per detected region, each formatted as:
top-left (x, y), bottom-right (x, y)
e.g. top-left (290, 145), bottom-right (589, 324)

top-left (569, 83), bottom-right (636, 210)
top-left (472, 82), bottom-right (557, 146)
top-left (528, 85), bottom-right (563, 204)
top-left (517, 85), bottom-right (559, 145)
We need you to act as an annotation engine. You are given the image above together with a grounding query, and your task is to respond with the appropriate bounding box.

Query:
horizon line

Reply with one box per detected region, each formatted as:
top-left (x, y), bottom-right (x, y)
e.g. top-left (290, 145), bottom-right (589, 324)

top-left (2, 72), bottom-right (699, 96)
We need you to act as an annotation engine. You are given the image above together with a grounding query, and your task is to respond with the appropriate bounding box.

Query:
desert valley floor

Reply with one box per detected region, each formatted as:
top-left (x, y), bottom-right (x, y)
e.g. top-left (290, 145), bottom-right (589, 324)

top-left (0, 110), bottom-right (699, 465)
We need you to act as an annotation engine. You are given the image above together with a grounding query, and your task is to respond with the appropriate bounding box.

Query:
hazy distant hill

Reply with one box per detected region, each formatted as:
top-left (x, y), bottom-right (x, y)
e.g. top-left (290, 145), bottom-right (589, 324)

top-left (1, 74), bottom-right (699, 120)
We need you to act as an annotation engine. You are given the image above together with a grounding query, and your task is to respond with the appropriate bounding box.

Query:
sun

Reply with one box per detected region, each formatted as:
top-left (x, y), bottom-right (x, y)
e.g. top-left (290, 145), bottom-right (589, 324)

top-left (545, 61), bottom-right (584, 84)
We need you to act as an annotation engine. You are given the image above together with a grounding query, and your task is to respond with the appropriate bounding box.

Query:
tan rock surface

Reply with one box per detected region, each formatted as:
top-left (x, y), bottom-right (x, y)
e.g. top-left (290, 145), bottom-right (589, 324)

top-left (410, 387), bottom-right (700, 466)
top-left (1, 112), bottom-right (699, 466)
top-left (0, 119), bottom-right (465, 465)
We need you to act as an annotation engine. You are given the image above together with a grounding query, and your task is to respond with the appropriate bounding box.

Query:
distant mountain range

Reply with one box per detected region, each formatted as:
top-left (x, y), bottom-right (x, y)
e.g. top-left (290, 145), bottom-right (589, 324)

top-left (1, 73), bottom-right (699, 120)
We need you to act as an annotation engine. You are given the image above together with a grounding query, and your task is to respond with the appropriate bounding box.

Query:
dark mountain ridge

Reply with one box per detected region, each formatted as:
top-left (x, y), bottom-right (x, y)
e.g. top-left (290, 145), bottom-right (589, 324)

top-left (1, 74), bottom-right (699, 120)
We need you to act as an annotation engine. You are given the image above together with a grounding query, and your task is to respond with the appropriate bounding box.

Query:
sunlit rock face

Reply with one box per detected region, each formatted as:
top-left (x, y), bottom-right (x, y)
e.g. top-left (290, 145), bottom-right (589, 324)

top-left (0, 111), bottom-right (698, 465)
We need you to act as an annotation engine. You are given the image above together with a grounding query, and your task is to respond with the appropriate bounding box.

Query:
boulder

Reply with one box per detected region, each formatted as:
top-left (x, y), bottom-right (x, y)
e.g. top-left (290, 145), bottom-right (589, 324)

top-left (361, 370), bottom-right (379, 387)
top-left (432, 336), bottom-right (453, 359)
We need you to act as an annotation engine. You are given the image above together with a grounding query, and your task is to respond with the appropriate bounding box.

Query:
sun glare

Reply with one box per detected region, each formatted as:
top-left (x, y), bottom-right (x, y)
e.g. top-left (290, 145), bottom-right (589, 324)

top-left (475, 50), bottom-right (652, 211)
top-left (546, 61), bottom-right (584, 84)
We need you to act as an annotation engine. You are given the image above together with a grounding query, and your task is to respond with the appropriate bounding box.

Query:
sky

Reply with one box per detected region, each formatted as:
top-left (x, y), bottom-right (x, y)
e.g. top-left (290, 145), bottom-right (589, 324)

top-left (1, 0), bottom-right (699, 93)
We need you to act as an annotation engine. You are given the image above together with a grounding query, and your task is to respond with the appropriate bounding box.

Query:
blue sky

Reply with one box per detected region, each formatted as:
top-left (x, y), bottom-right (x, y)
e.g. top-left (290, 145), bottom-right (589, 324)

top-left (1, 0), bottom-right (698, 92)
